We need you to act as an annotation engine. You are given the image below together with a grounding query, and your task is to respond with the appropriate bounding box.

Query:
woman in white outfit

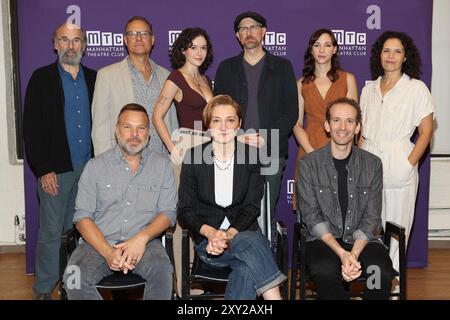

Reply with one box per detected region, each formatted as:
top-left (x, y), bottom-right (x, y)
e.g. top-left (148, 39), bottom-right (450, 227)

top-left (359, 31), bottom-right (434, 271)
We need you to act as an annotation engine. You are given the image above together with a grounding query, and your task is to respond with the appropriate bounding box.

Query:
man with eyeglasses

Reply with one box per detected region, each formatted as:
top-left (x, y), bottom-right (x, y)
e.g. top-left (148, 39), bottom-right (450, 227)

top-left (91, 16), bottom-right (178, 157)
top-left (23, 22), bottom-right (96, 300)
top-left (214, 11), bottom-right (298, 245)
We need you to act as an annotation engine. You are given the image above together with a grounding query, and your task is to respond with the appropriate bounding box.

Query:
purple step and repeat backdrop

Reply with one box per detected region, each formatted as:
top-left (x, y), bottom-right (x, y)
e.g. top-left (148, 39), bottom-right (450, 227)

top-left (18, 0), bottom-right (433, 273)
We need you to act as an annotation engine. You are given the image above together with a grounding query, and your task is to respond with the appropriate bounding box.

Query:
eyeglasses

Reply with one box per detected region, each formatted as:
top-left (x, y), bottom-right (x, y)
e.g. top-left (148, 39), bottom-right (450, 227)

top-left (57, 37), bottom-right (84, 46)
top-left (125, 30), bottom-right (153, 39)
top-left (237, 24), bottom-right (262, 34)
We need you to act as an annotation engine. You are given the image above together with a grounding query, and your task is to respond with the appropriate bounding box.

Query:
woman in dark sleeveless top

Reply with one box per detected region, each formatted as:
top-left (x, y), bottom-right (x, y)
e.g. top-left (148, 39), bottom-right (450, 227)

top-left (152, 27), bottom-right (214, 297)
top-left (153, 27), bottom-right (213, 164)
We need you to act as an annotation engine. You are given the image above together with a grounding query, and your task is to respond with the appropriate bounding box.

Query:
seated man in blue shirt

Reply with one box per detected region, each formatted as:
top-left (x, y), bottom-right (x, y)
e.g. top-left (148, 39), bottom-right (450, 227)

top-left (297, 97), bottom-right (394, 300)
top-left (64, 103), bottom-right (177, 300)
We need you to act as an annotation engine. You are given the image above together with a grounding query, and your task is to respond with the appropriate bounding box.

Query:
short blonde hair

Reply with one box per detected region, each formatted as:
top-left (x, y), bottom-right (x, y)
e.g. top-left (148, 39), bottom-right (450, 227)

top-left (203, 95), bottom-right (243, 128)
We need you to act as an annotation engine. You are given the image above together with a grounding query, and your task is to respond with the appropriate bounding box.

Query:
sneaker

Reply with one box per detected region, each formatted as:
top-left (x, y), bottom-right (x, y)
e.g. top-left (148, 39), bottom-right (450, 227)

top-left (34, 293), bottom-right (52, 300)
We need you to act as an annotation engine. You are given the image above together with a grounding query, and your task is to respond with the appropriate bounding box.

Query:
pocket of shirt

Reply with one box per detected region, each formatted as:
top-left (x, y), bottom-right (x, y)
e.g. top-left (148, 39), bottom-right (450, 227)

top-left (96, 184), bottom-right (122, 211)
top-left (135, 183), bottom-right (161, 212)
top-left (355, 186), bottom-right (370, 213)
top-left (313, 185), bottom-right (333, 211)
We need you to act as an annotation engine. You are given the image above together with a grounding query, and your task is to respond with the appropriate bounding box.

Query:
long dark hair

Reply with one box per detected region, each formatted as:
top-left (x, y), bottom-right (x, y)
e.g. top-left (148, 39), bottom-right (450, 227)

top-left (302, 29), bottom-right (341, 84)
top-left (370, 31), bottom-right (422, 80)
top-left (170, 27), bottom-right (213, 75)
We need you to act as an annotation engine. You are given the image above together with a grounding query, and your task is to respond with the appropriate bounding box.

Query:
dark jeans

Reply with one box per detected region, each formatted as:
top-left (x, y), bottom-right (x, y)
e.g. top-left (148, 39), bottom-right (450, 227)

top-left (306, 239), bottom-right (394, 300)
top-left (195, 231), bottom-right (287, 300)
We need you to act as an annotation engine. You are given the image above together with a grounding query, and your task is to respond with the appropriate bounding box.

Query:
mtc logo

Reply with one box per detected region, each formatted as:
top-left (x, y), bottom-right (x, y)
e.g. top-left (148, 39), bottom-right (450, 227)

top-left (332, 30), bottom-right (366, 46)
top-left (264, 32), bottom-right (286, 46)
top-left (87, 31), bottom-right (123, 46)
top-left (169, 30), bottom-right (182, 46)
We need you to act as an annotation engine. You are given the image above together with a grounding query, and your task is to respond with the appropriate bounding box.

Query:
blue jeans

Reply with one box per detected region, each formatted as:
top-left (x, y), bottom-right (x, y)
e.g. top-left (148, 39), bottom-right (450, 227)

top-left (34, 166), bottom-right (84, 294)
top-left (195, 231), bottom-right (287, 300)
top-left (63, 239), bottom-right (173, 300)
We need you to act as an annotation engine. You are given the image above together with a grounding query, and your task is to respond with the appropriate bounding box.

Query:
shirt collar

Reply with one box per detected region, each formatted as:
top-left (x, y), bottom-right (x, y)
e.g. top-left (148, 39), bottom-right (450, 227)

top-left (127, 56), bottom-right (158, 75)
top-left (374, 73), bottom-right (410, 93)
top-left (324, 143), bottom-right (359, 169)
top-left (58, 63), bottom-right (83, 81)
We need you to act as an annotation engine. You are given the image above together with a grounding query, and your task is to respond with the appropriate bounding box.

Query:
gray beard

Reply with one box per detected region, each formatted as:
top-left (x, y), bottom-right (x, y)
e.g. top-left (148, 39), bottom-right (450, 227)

top-left (117, 137), bottom-right (149, 156)
top-left (59, 51), bottom-right (83, 66)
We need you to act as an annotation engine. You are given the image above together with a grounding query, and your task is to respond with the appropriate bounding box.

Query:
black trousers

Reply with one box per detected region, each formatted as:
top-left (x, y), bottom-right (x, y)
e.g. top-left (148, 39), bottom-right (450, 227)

top-left (305, 239), bottom-right (394, 300)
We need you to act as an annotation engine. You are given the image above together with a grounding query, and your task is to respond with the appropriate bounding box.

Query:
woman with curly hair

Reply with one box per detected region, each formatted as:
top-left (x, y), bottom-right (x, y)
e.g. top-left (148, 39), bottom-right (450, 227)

top-left (153, 27), bottom-right (213, 164)
top-left (293, 29), bottom-right (358, 209)
top-left (359, 31), bottom-right (434, 271)
top-left (152, 27), bottom-right (213, 296)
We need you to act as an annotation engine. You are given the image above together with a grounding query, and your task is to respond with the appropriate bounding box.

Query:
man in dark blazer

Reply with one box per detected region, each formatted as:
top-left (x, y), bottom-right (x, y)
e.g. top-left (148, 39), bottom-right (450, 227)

top-left (23, 22), bottom-right (96, 300)
top-left (214, 11), bottom-right (298, 244)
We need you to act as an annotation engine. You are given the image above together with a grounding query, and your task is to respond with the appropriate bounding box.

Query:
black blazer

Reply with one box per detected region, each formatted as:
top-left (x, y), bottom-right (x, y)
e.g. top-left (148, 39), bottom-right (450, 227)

top-left (177, 141), bottom-right (264, 244)
top-left (213, 50), bottom-right (298, 158)
top-left (23, 61), bottom-right (96, 177)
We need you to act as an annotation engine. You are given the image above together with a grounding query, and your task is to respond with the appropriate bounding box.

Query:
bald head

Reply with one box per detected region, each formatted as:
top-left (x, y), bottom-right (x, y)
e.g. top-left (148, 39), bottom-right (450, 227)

top-left (53, 22), bottom-right (86, 45)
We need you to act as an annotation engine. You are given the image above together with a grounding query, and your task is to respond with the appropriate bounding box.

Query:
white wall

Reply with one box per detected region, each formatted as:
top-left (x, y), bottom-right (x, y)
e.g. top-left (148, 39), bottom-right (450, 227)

top-left (0, 1), bottom-right (448, 244)
top-left (429, 0), bottom-right (450, 239)
top-left (431, 0), bottom-right (450, 155)
top-left (0, 0), bottom-right (25, 245)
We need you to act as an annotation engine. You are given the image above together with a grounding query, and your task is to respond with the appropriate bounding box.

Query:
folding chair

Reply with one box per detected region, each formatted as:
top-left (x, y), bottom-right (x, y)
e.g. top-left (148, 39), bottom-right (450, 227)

top-left (289, 220), bottom-right (406, 300)
top-left (180, 181), bottom-right (289, 300)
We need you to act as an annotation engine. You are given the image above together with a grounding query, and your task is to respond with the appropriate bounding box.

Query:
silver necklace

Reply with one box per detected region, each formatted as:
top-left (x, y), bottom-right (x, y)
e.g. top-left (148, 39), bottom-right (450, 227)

top-left (213, 153), bottom-right (234, 171)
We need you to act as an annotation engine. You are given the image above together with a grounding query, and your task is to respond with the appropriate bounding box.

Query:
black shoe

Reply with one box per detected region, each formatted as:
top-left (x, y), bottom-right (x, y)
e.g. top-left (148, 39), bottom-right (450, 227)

top-left (35, 293), bottom-right (52, 300)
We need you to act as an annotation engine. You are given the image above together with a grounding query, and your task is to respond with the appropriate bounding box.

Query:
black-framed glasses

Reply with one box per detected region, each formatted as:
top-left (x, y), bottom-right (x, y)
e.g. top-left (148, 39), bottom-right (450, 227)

top-left (57, 37), bottom-right (84, 46)
top-left (125, 30), bottom-right (153, 39)
top-left (237, 24), bottom-right (262, 34)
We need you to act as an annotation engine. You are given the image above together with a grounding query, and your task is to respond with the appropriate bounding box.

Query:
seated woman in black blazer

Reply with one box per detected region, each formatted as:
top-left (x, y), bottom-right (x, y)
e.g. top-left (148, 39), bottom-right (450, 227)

top-left (177, 94), bottom-right (287, 300)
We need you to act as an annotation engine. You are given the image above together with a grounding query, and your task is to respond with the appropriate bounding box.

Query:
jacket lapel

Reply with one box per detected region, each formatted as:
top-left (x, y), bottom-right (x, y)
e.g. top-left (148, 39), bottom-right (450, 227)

top-left (119, 57), bottom-right (135, 102)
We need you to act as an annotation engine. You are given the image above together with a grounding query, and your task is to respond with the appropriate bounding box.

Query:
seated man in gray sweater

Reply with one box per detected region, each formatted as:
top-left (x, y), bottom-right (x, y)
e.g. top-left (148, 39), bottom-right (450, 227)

top-left (297, 97), bottom-right (394, 300)
top-left (64, 103), bottom-right (177, 300)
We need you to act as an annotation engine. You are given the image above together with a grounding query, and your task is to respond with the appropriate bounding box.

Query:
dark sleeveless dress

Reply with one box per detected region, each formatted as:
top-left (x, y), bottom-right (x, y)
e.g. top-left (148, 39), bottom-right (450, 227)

top-left (167, 70), bottom-right (211, 131)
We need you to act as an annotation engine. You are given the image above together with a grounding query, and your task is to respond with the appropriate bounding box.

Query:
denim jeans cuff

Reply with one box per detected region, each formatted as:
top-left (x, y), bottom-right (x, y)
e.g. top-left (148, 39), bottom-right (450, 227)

top-left (255, 271), bottom-right (287, 296)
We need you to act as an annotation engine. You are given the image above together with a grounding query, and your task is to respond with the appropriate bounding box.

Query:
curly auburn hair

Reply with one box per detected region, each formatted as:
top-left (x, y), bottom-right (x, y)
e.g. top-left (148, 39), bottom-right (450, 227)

top-left (370, 31), bottom-right (422, 80)
top-left (302, 29), bottom-right (341, 84)
top-left (170, 27), bottom-right (213, 75)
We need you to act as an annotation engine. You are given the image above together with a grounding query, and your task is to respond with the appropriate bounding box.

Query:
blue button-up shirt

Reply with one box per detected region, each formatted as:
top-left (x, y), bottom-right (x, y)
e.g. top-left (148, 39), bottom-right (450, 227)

top-left (59, 64), bottom-right (91, 167)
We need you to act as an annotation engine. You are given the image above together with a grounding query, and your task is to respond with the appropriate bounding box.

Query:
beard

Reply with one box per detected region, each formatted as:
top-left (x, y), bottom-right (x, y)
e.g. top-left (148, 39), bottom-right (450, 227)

top-left (58, 48), bottom-right (83, 66)
top-left (117, 136), bottom-right (149, 156)
top-left (242, 36), bottom-right (260, 49)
